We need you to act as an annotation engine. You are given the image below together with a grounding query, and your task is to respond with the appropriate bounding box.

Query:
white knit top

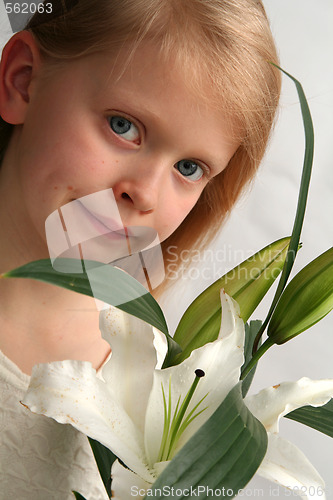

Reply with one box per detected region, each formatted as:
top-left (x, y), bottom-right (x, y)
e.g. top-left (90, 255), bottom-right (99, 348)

top-left (0, 350), bottom-right (109, 500)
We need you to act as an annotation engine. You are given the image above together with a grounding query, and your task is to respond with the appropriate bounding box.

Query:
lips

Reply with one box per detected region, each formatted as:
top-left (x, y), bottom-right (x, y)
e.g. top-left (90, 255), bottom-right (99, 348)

top-left (77, 200), bottom-right (130, 238)
top-left (63, 197), bottom-right (158, 253)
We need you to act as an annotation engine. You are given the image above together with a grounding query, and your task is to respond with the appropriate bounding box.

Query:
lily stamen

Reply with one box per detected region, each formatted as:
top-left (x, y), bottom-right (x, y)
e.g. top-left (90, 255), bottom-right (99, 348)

top-left (158, 369), bottom-right (208, 462)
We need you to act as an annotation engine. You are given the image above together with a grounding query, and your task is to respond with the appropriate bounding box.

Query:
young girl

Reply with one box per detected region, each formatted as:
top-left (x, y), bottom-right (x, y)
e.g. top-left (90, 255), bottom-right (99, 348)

top-left (0, 0), bottom-right (280, 497)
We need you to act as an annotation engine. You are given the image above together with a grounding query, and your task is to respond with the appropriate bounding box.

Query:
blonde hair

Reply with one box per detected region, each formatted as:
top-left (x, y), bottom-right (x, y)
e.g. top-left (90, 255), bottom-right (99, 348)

top-left (0, 0), bottom-right (281, 285)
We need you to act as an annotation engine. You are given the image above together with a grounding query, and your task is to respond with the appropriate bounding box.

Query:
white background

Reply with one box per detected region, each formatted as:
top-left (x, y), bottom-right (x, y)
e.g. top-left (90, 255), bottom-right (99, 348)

top-left (164, 1), bottom-right (333, 497)
top-left (166, 0), bottom-right (333, 500)
top-left (1, 1), bottom-right (332, 498)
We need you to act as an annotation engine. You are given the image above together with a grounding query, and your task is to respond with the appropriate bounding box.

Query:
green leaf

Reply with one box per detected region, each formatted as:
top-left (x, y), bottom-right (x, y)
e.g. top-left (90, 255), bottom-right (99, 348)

top-left (268, 247), bottom-right (333, 344)
top-left (170, 237), bottom-right (290, 366)
top-left (1, 258), bottom-right (181, 361)
top-left (88, 438), bottom-right (116, 499)
top-left (147, 383), bottom-right (267, 499)
top-left (2, 258), bottom-right (167, 332)
top-left (285, 399), bottom-right (333, 438)
top-left (242, 321), bottom-right (262, 397)
top-left (253, 65), bottom-right (315, 347)
top-left (72, 492), bottom-right (87, 500)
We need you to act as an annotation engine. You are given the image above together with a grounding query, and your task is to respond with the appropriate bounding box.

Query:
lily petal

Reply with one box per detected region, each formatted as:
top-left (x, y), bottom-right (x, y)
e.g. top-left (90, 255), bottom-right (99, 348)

top-left (145, 292), bottom-right (245, 466)
top-left (153, 327), bottom-right (168, 370)
top-left (258, 433), bottom-right (325, 500)
top-left (22, 360), bottom-right (155, 483)
top-left (245, 378), bottom-right (333, 432)
top-left (111, 460), bottom-right (152, 499)
top-left (99, 306), bottom-right (158, 433)
top-left (218, 289), bottom-right (245, 341)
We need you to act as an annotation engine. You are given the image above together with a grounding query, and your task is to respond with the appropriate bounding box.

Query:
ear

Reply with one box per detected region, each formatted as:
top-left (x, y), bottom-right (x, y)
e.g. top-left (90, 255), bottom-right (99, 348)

top-left (0, 30), bottom-right (42, 125)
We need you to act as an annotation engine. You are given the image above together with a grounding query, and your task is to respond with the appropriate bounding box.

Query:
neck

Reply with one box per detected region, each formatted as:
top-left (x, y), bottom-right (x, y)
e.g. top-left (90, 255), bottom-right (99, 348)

top-left (0, 274), bottom-right (110, 375)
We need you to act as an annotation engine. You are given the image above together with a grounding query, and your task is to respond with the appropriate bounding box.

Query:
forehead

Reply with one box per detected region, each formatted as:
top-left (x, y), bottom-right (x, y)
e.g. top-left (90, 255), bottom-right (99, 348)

top-left (39, 42), bottom-right (240, 170)
top-left (87, 42), bottom-right (237, 128)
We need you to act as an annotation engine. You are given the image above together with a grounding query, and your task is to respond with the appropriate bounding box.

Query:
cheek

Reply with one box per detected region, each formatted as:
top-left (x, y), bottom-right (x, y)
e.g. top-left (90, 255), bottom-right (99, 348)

top-left (158, 193), bottom-right (200, 240)
top-left (23, 132), bottom-right (101, 199)
top-left (22, 98), bottom-right (102, 189)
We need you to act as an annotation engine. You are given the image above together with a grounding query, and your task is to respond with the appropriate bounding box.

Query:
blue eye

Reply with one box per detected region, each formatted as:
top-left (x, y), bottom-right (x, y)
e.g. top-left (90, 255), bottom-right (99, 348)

top-left (109, 116), bottom-right (140, 143)
top-left (175, 160), bottom-right (204, 181)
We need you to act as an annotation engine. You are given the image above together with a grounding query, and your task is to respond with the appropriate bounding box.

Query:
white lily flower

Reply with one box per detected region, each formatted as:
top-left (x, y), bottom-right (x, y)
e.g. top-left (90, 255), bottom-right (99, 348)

top-left (22, 291), bottom-right (333, 499)
top-left (245, 378), bottom-right (333, 500)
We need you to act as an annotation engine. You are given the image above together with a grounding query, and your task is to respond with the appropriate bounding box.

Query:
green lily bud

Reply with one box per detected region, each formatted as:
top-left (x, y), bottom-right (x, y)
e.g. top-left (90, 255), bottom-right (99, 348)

top-left (172, 237), bottom-right (291, 364)
top-left (268, 247), bottom-right (333, 344)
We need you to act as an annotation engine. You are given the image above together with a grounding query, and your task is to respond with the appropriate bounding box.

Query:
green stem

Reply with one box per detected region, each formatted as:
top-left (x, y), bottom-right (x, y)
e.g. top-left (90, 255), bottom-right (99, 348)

top-left (252, 65), bottom-right (314, 354)
top-left (252, 317), bottom-right (270, 355)
top-left (241, 338), bottom-right (275, 381)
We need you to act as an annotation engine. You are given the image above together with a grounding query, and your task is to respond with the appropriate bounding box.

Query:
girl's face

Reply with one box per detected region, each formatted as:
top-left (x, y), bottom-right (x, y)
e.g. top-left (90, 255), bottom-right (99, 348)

top-left (3, 42), bottom-right (239, 256)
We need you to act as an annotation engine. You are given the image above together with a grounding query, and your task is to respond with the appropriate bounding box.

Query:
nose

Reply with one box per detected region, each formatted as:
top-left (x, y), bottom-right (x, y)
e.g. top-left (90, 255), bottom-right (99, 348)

top-left (113, 182), bottom-right (156, 213)
top-left (120, 191), bottom-right (153, 213)
top-left (112, 164), bottom-right (163, 214)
